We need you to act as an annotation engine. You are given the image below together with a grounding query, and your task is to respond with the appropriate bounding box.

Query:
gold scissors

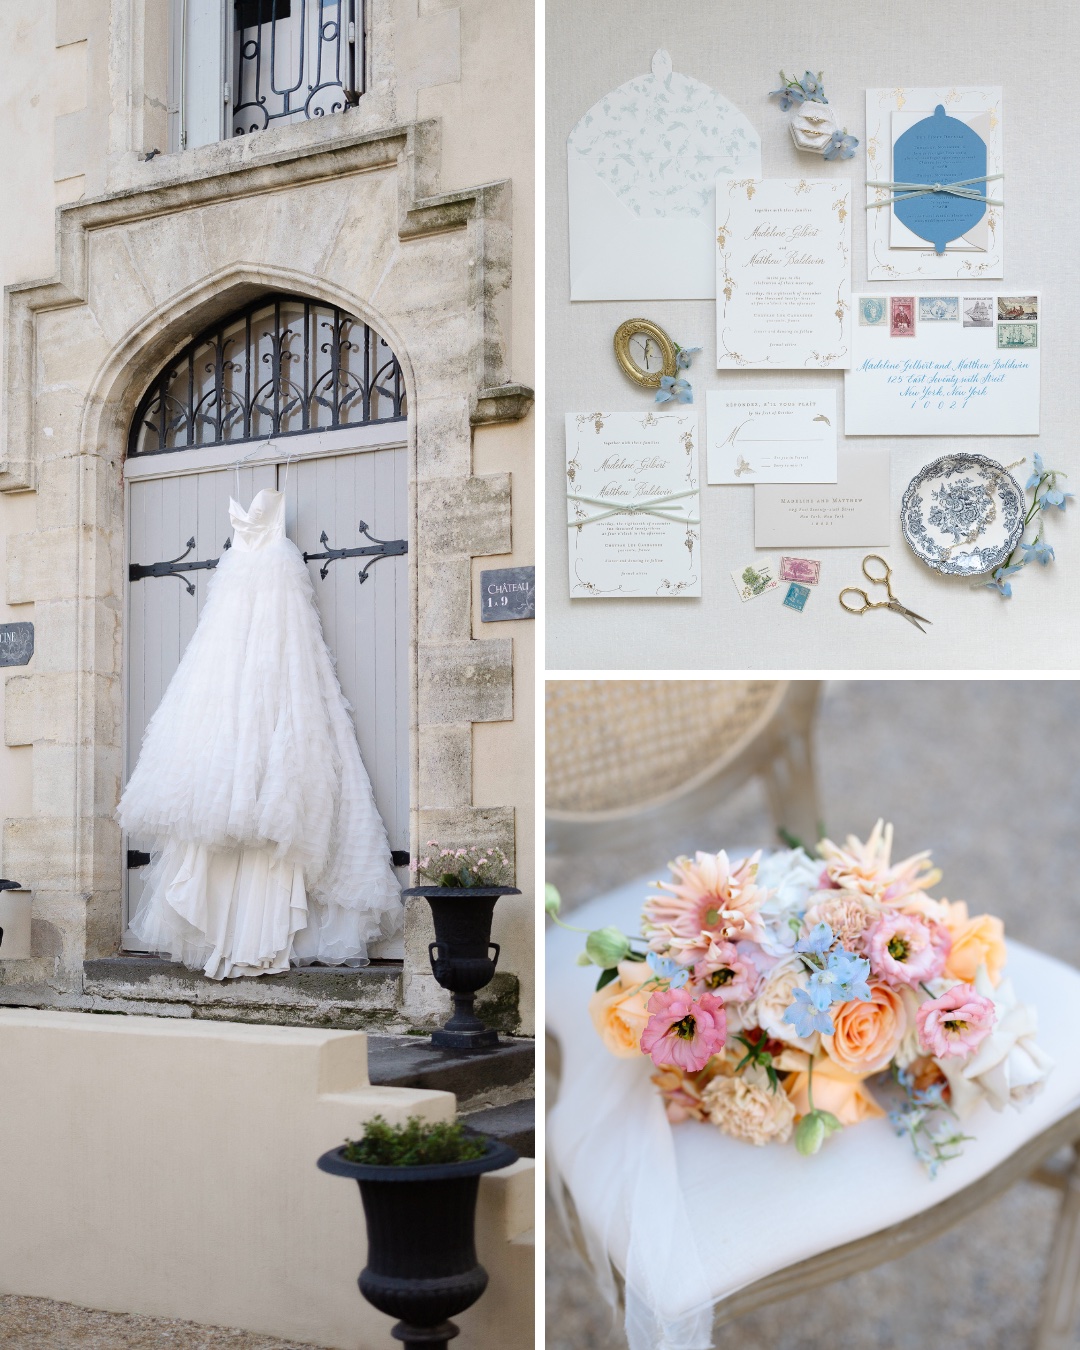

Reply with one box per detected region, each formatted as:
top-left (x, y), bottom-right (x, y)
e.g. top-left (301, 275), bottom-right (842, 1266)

top-left (839, 555), bottom-right (932, 633)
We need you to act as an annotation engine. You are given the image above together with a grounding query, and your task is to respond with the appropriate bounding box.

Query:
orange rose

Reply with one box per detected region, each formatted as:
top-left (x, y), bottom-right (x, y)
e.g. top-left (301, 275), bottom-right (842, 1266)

top-left (588, 962), bottom-right (653, 1058)
top-left (940, 900), bottom-right (1006, 985)
top-left (778, 1050), bottom-right (885, 1125)
top-left (821, 980), bottom-right (907, 1075)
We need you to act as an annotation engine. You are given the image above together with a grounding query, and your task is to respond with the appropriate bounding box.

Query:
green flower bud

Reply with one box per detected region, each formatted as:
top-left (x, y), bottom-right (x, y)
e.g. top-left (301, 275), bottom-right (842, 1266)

top-left (585, 925), bottom-right (631, 969)
top-left (544, 884), bottom-right (562, 916)
top-left (795, 1111), bottom-right (827, 1156)
top-left (575, 951), bottom-right (592, 967)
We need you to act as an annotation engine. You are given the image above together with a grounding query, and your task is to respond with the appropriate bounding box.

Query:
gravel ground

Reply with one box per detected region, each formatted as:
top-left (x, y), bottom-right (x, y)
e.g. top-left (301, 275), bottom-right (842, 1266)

top-left (0, 1298), bottom-right (321, 1350)
top-left (546, 678), bottom-right (1080, 1350)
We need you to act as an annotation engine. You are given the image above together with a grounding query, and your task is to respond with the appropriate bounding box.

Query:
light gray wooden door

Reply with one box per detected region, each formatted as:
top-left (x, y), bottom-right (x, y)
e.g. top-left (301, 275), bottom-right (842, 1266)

top-left (124, 436), bottom-right (409, 959)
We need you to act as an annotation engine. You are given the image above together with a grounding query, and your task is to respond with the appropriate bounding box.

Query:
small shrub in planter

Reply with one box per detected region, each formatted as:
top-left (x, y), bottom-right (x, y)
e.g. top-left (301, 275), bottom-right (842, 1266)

top-left (402, 844), bottom-right (522, 1050)
top-left (318, 1115), bottom-right (518, 1348)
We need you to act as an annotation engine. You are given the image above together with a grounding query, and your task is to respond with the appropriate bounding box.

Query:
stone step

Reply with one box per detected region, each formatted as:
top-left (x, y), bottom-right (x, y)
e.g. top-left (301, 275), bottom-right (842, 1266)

top-left (461, 1098), bottom-right (535, 1158)
top-left (365, 1033), bottom-right (535, 1114)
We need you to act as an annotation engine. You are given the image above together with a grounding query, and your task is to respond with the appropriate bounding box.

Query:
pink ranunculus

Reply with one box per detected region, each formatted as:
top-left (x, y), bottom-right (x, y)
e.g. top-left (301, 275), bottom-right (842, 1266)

top-left (690, 938), bottom-right (759, 1003)
top-left (866, 911), bottom-right (948, 987)
top-left (640, 987), bottom-right (727, 1073)
top-left (917, 983), bottom-right (997, 1058)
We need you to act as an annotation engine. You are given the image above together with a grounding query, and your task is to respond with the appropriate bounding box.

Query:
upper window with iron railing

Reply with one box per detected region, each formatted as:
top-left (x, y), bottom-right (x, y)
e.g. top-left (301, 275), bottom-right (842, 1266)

top-left (169, 0), bottom-right (364, 151)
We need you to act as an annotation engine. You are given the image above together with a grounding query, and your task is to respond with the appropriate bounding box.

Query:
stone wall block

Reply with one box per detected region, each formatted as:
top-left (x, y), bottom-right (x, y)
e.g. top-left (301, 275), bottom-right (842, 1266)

top-left (415, 805), bottom-right (516, 872)
top-left (416, 558), bottom-right (471, 641)
top-left (416, 474), bottom-right (511, 561)
top-left (3, 676), bottom-right (34, 747)
top-left (413, 394), bottom-right (472, 479)
top-left (29, 602), bottom-right (80, 674)
top-left (417, 639), bottom-right (512, 725)
top-left (2, 819), bottom-right (78, 892)
top-left (31, 745), bottom-right (79, 819)
top-left (416, 724), bottom-right (472, 809)
top-left (6, 533), bottom-right (37, 605)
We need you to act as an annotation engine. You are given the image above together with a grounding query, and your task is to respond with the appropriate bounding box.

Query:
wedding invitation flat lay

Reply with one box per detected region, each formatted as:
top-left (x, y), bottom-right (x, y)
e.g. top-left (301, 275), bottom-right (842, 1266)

top-left (845, 292), bottom-right (1040, 436)
top-left (565, 410), bottom-right (701, 597)
top-left (754, 448), bottom-right (892, 548)
top-left (716, 177), bottom-right (851, 370)
top-left (706, 390), bottom-right (837, 484)
top-left (865, 87), bottom-right (1003, 280)
top-left (567, 50), bottom-right (761, 301)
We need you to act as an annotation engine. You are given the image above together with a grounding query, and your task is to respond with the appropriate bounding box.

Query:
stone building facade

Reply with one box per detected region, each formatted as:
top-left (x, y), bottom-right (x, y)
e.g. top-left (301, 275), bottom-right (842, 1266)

top-left (0, 0), bottom-right (535, 1034)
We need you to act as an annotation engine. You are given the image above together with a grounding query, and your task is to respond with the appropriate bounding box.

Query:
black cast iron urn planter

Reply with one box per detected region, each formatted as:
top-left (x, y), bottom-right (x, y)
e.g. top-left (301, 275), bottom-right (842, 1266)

top-left (402, 885), bottom-right (521, 1051)
top-left (317, 1137), bottom-right (519, 1348)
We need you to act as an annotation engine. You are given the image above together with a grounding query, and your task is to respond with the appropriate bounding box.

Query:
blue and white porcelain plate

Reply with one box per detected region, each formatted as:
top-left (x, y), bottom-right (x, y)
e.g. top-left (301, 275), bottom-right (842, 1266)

top-left (901, 453), bottom-right (1025, 576)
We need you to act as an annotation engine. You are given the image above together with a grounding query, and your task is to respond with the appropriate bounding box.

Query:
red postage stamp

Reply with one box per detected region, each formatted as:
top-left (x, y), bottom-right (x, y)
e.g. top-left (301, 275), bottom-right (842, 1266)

top-left (779, 556), bottom-right (821, 585)
top-left (890, 296), bottom-right (916, 336)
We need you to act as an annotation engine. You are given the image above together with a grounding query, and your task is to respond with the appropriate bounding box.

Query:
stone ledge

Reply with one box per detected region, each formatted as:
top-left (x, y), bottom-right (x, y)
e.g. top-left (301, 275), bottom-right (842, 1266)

top-left (366, 1032), bottom-right (534, 1108)
top-left (470, 383), bottom-right (535, 426)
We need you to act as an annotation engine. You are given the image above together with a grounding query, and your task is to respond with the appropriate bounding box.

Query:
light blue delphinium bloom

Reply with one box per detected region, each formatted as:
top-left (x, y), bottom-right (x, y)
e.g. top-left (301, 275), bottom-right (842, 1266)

top-left (983, 562), bottom-right (1024, 597)
top-left (647, 951), bottom-right (689, 989)
top-left (799, 71), bottom-right (826, 102)
top-left (1025, 452), bottom-right (1046, 490)
top-left (769, 81), bottom-right (805, 112)
top-left (783, 986), bottom-right (835, 1038)
top-left (1040, 483), bottom-right (1074, 511)
top-left (675, 345), bottom-right (702, 370)
top-left (655, 375), bottom-right (693, 405)
top-left (795, 921), bottom-right (834, 957)
top-left (826, 949), bottom-right (872, 1002)
top-left (823, 130), bottom-right (859, 161)
top-left (1020, 538), bottom-right (1055, 565)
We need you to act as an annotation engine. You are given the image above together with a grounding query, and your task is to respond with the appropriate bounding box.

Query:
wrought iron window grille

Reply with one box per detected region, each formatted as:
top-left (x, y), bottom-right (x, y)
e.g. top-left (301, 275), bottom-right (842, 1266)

top-left (232, 0), bottom-right (364, 136)
top-left (129, 294), bottom-right (405, 458)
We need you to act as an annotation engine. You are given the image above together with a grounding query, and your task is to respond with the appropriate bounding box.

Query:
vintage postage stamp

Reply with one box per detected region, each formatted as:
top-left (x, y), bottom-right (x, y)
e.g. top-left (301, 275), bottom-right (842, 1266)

top-left (858, 296), bottom-right (887, 327)
top-left (779, 555), bottom-right (821, 585)
top-left (998, 296), bottom-right (1038, 321)
top-left (730, 561), bottom-right (779, 603)
top-left (997, 322), bottom-right (1038, 349)
top-left (890, 296), bottom-right (915, 336)
top-left (963, 297), bottom-right (993, 328)
top-left (783, 582), bottom-right (811, 612)
top-left (919, 296), bottom-right (959, 322)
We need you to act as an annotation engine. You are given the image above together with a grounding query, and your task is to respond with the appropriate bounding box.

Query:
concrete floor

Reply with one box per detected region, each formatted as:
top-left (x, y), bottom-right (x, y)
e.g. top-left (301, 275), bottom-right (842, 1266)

top-left (545, 679), bottom-right (1080, 1349)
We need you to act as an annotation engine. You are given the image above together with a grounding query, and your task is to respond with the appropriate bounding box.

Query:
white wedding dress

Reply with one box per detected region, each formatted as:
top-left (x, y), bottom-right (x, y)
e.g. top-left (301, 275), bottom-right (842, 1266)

top-left (118, 488), bottom-right (402, 980)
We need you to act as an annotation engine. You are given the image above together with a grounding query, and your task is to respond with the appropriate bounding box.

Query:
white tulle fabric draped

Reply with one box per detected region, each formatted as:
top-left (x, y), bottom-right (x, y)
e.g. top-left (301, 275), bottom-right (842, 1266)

top-left (118, 488), bottom-right (401, 980)
top-left (547, 871), bottom-right (1080, 1350)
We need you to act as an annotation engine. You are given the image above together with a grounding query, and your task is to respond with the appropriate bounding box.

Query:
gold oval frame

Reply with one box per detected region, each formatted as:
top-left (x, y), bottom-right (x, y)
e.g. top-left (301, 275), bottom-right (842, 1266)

top-left (613, 318), bottom-right (677, 389)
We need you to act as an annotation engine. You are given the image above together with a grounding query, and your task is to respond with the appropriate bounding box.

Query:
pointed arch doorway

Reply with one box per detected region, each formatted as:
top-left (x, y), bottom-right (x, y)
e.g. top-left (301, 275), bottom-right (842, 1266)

top-left (123, 292), bottom-right (410, 959)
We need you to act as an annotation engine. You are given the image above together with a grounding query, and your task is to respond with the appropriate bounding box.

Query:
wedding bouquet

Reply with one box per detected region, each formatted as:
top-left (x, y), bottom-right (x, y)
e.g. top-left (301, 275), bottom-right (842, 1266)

top-left (552, 822), bottom-right (1052, 1174)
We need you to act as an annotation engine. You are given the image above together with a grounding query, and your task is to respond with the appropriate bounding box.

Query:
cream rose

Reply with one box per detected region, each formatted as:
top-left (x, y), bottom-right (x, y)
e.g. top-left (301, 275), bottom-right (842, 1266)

top-left (821, 980), bottom-right (908, 1075)
top-left (778, 1049), bottom-right (885, 1126)
top-left (701, 1064), bottom-right (796, 1146)
top-left (939, 901), bottom-right (1007, 985)
top-left (587, 961), bottom-right (653, 1059)
top-left (744, 954), bottom-right (819, 1054)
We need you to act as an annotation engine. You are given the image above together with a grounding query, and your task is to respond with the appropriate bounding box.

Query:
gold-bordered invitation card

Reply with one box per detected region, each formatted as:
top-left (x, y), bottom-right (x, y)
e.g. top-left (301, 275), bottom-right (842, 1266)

top-left (716, 178), bottom-right (851, 370)
top-left (565, 410), bottom-right (701, 598)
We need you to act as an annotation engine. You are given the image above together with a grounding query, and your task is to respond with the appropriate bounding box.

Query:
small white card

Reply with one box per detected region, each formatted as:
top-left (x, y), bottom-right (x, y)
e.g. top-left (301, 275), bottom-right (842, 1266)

top-left (566, 410), bottom-right (701, 598)
top-left (716, 178), bottom-right (851, 370)
top-left (754, 449), bottom-right (892, 548)
top-left (845, 292), bottom-right (1040, 436)
top-left (706, 390), bottom-right (837, 484)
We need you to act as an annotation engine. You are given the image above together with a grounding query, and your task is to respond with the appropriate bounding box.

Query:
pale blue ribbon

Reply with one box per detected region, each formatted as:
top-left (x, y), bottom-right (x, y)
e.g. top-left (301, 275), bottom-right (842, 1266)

top-left (865, 173), bottom-right (1004, 208)
top-left (567, 489), bottom-right (699, 528)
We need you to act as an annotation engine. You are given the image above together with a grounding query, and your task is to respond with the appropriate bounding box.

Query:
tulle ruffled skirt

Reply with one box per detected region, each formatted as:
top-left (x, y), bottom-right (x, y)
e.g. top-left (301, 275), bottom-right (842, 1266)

top-left (118, 537), bottom-right (401, 979)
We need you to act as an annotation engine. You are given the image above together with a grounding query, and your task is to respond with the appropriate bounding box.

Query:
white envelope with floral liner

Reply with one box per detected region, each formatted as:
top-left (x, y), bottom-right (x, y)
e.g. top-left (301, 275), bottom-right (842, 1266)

top-left (866, 87), bottom-right (1003, 280)
top-left (568, 50), bottom-right (761, 301)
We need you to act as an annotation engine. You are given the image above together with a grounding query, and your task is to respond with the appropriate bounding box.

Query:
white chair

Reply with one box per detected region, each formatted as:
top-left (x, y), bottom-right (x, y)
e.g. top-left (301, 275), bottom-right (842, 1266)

top-left (545, 679), bottom-right (1080, 1350)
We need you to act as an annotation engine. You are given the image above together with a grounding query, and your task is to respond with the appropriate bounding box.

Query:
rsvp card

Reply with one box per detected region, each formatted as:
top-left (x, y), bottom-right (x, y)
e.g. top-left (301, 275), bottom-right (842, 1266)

top-left (716, 178), bottom-right (851, 370)
top-left (565, 410), bottom-right (701, 598)
top-left (706, 390), bottom-right (837, 484)
top-left (754, 448), bottom-right (891, 548)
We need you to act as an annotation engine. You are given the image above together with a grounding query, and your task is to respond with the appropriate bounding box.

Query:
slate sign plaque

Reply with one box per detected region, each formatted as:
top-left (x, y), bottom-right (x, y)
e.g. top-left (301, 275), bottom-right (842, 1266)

top-left (0, 623), bottom-right (33, 668)
top-left (480, 567), bottom-right (535, 622)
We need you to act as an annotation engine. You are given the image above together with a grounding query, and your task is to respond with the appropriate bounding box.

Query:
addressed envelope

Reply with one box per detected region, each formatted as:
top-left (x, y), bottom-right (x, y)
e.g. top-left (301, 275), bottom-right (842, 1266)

top-left (866, 87), bottom-right (1003, 280)
top-left (707, 390), bottom-right (837, 484)
top-left (754, 449), bottom-right (892, 548)
top-left (568, 49), bottom-right (760, 301)
top-left (845, 292), bottom-right (1040, 436)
